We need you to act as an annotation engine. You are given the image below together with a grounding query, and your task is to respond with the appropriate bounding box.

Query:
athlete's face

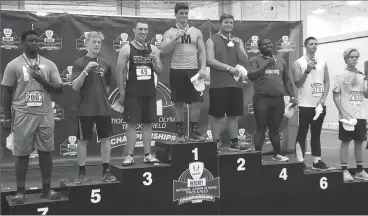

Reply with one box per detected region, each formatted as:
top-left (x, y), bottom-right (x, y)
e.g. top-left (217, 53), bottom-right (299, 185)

top-left (86, 37), bottom-right (101, 55)
top-left (176, 9), bottom-right (189, 24)
top-left (305, 39), bottom-right (318, 54)
top-left (24, 34), bottom-right (39, 53)
top-left (346, 51), bottom-right (359, 67)
top-left (134, 23), bottom-right (148, 41)
top-left (259, 39), bottom-right (273, 54)
top-left (221, 18), bottom-right (234, 33)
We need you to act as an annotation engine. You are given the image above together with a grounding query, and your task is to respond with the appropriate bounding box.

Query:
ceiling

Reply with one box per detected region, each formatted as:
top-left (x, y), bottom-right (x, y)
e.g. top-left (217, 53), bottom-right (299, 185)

top-left (305, 1), bottom-right (368, 17)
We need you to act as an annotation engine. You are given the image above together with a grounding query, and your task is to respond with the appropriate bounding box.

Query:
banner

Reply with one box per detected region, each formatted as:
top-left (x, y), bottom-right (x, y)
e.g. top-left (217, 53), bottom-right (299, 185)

top-left (0, 10), bottom-right (302, 169)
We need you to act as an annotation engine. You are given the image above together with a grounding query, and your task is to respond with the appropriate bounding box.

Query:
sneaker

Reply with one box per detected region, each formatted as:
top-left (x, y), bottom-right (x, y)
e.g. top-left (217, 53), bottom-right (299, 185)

top-left (122, 155), bottom-right (134, 166)
top-left (343, 170), bottom-right (354, 182)
top-left (189, 131), bottom-right (205, 142)
top-left (312, 160), bottom-right (331, 171)
top-left (273, 154), bottom-right (289, 162)
top-left (355, 170), bottom-right (368, 181)
top-left (229, 142), bottom-right (251, 152)
top-left (176, 134), bottom-right (185, 143)
top-left (74, 172), bottom-right (88, 184)
top-left (101, 170), bottom-right (116, 182)
top-left (40, 189), bottom-right (61, 200)
top-left (12, 191), bottom-right (26, 204)
top-left (144, 154), bottom-right (160, 164)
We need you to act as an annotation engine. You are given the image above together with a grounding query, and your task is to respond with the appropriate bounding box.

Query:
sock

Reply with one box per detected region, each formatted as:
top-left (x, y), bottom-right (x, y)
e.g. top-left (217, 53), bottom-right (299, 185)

top-left (230, 138), bottom-right (238, 144)
top-left (341, 164), bottom-right (348, 171)
top-left (102, 163), bottom-right (109, 173)
top-left (145, 153), bottom-right (150, 157)
top-left (176, 122), bottom-right (184, 135)
top-left (79, 165), bottom-right (86, 174)
top-left (357, 162), bottom-right (363, 172)
top-left (128, 154), bottom-right (134, 157)
top-left (42, 182), bottom-right (51, 194)
top-left (189, 121), bottom-right (197, 133)
top-left (313, 157), bottom-right (321, 164)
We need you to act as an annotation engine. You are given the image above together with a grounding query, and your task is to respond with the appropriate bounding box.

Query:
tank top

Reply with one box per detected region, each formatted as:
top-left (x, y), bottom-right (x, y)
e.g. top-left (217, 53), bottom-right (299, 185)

top-left (296, 55), bottom-right (326, 107)
top-left (126, 42), bottom-right (155, 97)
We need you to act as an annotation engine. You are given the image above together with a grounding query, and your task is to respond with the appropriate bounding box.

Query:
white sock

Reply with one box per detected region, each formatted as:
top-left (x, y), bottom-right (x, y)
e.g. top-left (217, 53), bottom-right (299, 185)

top-left (314, 157), bottom-right (321, 164)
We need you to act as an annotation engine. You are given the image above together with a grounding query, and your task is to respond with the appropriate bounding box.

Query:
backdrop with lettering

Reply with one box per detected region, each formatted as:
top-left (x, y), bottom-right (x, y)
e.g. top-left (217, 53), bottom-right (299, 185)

top-left (0, 10), bottom-right (303, 169)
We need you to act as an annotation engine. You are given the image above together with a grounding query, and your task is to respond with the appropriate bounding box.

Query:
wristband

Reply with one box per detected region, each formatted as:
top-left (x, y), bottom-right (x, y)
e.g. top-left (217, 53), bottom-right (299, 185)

top-left (83, 70), bottom-right (88, 76)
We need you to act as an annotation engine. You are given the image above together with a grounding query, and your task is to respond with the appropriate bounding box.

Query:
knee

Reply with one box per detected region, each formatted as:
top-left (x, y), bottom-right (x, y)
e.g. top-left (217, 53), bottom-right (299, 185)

top-left (17, 155), bottom-right (30, 160)
top-left (268, 131), bottom-right (280, 138)
top-left (37, 150), bottom-right (51, 157)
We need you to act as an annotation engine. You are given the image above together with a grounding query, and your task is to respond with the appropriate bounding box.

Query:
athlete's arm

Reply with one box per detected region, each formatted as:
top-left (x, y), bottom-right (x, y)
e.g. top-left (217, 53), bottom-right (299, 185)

top-left (282, 60), bottom-right (295, 98)
top-left (197, 31), bottom-right (207, 71)
top-left (161, 30), bottom-right (179, 55)
top-left (363, 78), bottom-right (368, 98)
top-left (116, 44), bottom-right (130, 99)
top-left (36, 61), bottom-right (63, 94)
top-left (151, 45), bottom-right (163, 76)
top-left (71, 61), bottom-right (87, 91)
top-left (206, 38), bottom-right (234, 72)
top-left (1, 63), bottom-right (16, 121)
top-left (292, 61), bottom-right (308, 88)
top-left (319, 64), bottom-right (330, 105)
top-left (236, 39), bottom-right (249, 67)
top-left (332, 76), bottom-right (348, 119)
top-left (247, 57), bottom-right (272, 81)
top-left (105, 64), bottom-right (112, 95)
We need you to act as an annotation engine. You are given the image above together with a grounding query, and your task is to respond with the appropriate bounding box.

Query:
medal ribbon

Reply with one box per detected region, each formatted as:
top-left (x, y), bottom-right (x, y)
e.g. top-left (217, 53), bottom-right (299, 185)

top-left (22, 53), bottom-right (40, 70)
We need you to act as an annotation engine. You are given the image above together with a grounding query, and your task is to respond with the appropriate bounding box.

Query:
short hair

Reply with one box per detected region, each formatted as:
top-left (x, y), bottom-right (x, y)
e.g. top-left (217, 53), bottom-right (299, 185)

top-left (21, 30), bottom-right (39, 42)
top-left (257, 38), bottom-right (271, 48)
top-left (85, 31), bottom-right (104, 43)
top-left (304, 36), bottom-right (317, 46)
top-left (175, 3), bottom-right (189, 14)
top-left (134, 19), bottom-right (148, 28)
top-left (219, 13), bottom-right (234, 23)
top-left (343, 48), bottom-right (359, 63)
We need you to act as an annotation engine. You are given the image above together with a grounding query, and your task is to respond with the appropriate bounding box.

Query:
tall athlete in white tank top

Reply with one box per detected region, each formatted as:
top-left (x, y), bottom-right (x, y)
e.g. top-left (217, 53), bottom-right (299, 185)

top-left (292, 37), bottom-right (332, 171)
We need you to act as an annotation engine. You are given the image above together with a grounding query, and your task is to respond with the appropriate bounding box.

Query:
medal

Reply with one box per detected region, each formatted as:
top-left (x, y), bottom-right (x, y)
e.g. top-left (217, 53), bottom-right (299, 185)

top-left (228, 41), bottom-right (234, 47)
top-left (176, 23), bottom-right (190, 35)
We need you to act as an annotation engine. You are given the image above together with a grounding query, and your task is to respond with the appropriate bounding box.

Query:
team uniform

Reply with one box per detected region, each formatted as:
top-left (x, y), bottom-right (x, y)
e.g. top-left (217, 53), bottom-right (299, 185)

top-left (1, 54), bottom-right (62, 156)
top-left (164, 25), bottom-right (203, 103)
top-left (249, 55), bottom-right (290, 161)
top-left (294, 55), bottom-right (329, 170)
top-left (72, 55), bottom-right (113, 140)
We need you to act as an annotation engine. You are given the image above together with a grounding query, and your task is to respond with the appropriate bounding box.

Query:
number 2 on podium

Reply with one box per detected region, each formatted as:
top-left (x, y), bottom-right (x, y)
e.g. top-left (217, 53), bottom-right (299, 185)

top-left (192, 148), bottom-right (198, 160)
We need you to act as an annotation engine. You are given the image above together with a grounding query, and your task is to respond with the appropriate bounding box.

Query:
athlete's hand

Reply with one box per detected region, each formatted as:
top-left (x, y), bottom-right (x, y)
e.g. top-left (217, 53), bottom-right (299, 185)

top-left (1, 119), bottom-right (11, 129)
top-left (150, 52), bottom-right (158, 66)
top-left (198, 68), bottom-right (207, 80)
top-left (29, 66), bottom-right (45, 82)
top-left (306, 60), bottom-right (316, 72)
top-left (84, 61), bottom-right (99, 73)
top-left (118, 93), bottom-right (125, 106)
top-left (229, 67), bottom-right (239, 77)
top-left (175, 29), bottom-right (186, 40)
top-left (266, 58), bottom-right (276, 67)
top-left (289, 97), bottom-right (298, 107)
top-left (231, 37), bottom-right (241, 45)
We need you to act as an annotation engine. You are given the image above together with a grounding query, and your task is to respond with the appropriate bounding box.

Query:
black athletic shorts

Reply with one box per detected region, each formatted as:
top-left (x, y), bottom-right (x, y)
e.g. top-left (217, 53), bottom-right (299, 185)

top-left (77, 116), bottom-right (112, 140)
top-left (339, 119), bottom-right (367, 142)
top-left (209, 87), bottom-right (243, 118)
top-left (123, 96), bottom-right (157, 124)
top-left (170, 68), bottom-right (203, 104)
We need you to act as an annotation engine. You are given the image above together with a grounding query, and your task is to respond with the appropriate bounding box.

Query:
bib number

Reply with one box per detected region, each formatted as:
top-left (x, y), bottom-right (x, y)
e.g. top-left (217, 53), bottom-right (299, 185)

top-left (311, 83), bottom-right (324, 97)
top-left (349, 91), bottom-right (363, 103)
top-left (26, 91), bottom-right (44, 107)
top-left (136, 66), bottom-right (152, 80)
top-left (265, 69), bottom-right (279, 75)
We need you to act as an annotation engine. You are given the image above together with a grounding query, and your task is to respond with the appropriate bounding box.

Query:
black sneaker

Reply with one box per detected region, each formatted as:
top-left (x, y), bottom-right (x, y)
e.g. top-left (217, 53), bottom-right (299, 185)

top-left (189, 131), bottom-right (205, 142)
top-left (229, 141), bottom-right (251, 152)
top-left (12, 191), bottom-right (26, 204)
top-left (101, 170), bottom-right (117, 182)
top-left (75, 172), bottom-right (88, 184)
top-left (40, 189), bottom-right (61, 200)
top-left (312, 160), bottom-right (331, 171)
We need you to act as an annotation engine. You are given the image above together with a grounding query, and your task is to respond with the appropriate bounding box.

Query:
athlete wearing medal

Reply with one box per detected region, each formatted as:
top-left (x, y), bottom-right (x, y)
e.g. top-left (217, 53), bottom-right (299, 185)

top-left (116, 20), bottom-right (163, 166)
top-left (71, 32), bottom-right (116, 183)
top-left (1, 30), bottom-right (63, 203)
top-left (292, 37), bottom-right (331, 171)
top-left (206, 13), bottom-right (251, 153)
top-left (161, 3), bottom-right (207, 142)
top-left (332, 48), bottom-right (368, 181)
top-left (248, 38), bottom-right (296, 162)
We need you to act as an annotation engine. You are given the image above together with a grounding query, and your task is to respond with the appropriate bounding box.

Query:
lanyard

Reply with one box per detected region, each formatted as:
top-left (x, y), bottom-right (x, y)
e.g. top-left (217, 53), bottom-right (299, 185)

top-left (176, 23), bottom-right (189, 32)
top-left (86, 53), bottom-right (99, 62)
top-left (218, 32), bottom-right (231, 41)
top-left (22, 53), bottom-right (40, 70)
top-left (134, 39), bottom-right (149, 50)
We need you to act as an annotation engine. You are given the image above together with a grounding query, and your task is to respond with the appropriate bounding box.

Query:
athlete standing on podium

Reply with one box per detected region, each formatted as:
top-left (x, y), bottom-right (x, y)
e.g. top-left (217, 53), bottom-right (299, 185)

top-left (71, 32), bottom-right (116, 183)
top-left (292, 37), bottom-right (331, 171)
top-left (116, 20), bottom-right (163, 166)
top-left (161, 3), bottom-right (207, 142)
top-left (206, 13), bottom-right (251, 153)
top-left (1, 30), bottom-right (63, 203)
top-left (248, 38), bottom-right (297, 162)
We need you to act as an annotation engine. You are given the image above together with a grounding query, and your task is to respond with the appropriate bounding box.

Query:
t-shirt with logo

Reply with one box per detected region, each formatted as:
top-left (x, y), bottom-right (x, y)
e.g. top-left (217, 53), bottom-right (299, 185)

top-left (1, 55), bottom-right (62, 115)
top-left (72, 55), bottom-right (112, 116)
top-left (248, 55), bottom-right (288, 97)
top-left (332, 69), bottom-right (367, 120)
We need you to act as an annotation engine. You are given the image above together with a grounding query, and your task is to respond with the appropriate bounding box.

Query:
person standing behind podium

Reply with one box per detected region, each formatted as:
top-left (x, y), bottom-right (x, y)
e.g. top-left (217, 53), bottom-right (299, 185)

top-left (71, 31), bottom-right (116, 184)
top-left (248, 38), bottom-right (297, 162)
top-left (161, 3), bottom-right (207, 142)
top-left (116, 20), bottom-right (163, 166)
top-left (206, 13), bottom-right (251, 153)
top-left (1, 30), bottom-right (63, 204)
top-left (292, 37), bottom-right (331, 171)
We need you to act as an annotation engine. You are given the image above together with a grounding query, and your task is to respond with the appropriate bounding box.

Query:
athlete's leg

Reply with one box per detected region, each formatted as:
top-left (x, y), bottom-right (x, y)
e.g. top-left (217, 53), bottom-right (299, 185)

top-left (339, 121), bottom-right (354, 181)
top-left (295, 107), bottom-right (313, 162)
top-left (174, 102), bottom-right (185, 142)
top-left (123, 97), bottom-right (140, 166)
top-left (209, 88), bottom-right (227, 152)
top-left (75, 116), bottom-right (93, 184)
top-left (142, 96), bottom-right (160, 163)
top-left (353, 119), bottom-right (368, 180)
top-left (170, 69), bottom-right (186, 142)
top-left (253, 95), bottom-right (269, 153)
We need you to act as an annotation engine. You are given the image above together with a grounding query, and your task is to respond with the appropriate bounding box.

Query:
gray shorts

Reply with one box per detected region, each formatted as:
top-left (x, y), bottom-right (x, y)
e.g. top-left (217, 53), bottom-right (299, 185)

top-left (12, 110), bottom-right (55, 156)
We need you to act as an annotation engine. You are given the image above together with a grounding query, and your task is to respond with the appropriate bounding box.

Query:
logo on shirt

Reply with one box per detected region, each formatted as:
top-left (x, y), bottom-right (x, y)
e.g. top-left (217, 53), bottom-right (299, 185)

top-left (113, 33), bottom-right (132, 52)
top-left (150, 34), bottom-right (163, 49)
top-left (265, 69), bottom-right (280, 75)
top-left (38, 30), bottom-right (62, 51)
top-left (1, 28), bottom-right (21, 50)
top-left (181, 34), bottom-right (192, 44)
top-left (276, 35), bottom-right (295, 53)
top-left (61, 66), bottom-right (73, 85)
top-left (60, 136), bottom-right (78, 156)
top-left (245, 35), bottom-right (260, 54)
top-left (76, 32), bottom-right (91, 51)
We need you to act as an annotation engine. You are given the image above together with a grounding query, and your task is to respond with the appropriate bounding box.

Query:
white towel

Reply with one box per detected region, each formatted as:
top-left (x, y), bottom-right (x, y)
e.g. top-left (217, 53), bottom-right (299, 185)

top-left (234, 64), bottom-right (248, 82)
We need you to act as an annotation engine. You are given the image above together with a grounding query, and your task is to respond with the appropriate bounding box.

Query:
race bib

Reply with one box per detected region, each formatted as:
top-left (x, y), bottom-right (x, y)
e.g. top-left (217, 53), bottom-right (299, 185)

top-left (349, 91), bottom-right (363, 103)
top-left (311, 83), bottom-right (324, 97)
top-left (26, 91), bottom-right (44, 107)
top-left (136, 66), bottom-right (152, 80)
top-left (265, 69), bottom-right (279, 75)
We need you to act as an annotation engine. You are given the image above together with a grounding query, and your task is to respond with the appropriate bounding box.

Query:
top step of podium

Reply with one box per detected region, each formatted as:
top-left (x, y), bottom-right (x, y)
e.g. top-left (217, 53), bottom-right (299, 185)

top-left (155, 140), bottom-right (216, 147)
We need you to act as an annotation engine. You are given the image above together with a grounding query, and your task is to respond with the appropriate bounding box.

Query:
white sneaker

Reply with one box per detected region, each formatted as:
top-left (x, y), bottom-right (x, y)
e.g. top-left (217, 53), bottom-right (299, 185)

top-left (122, 155), bottom-right (134, 166)
top-left (273, 154), bottom-right (289, 162)
top-left (355, 170), bottom-right (368, 181)
top-left (144, 154), bottom-right (160, 164)
top-left (343, 170), bottom-right (354, 182)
